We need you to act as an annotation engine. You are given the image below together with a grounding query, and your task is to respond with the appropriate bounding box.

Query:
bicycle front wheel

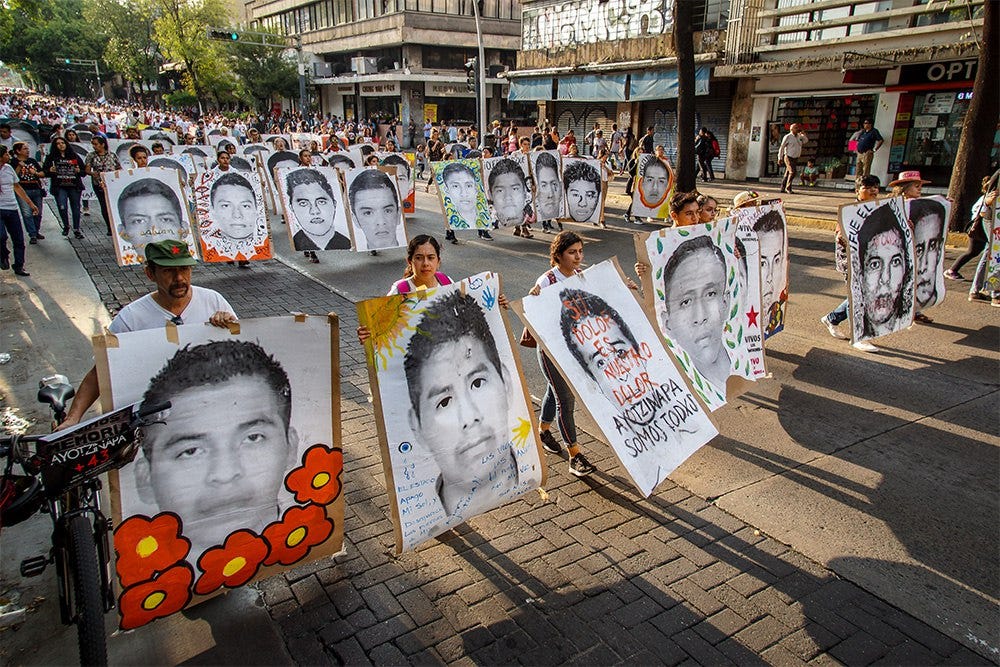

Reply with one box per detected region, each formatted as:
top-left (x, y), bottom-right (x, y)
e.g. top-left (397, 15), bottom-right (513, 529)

top-left (67, 514), bottom-right (108, 666)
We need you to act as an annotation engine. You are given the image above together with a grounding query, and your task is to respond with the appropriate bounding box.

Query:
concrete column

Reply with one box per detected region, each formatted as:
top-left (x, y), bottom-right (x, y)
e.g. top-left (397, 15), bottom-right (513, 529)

top-left (872, 91), bottom-right (899, 184)
top-left (745, 96), bottom-right (773, 180)
top-left (724, 77), bottom-right (756, 180)
top-left (401, 81), bottom-right (424, 149)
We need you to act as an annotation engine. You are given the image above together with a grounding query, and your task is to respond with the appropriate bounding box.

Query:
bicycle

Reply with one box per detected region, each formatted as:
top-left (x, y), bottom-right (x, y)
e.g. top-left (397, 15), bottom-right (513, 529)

top-left (0, 374), bottom-right (168, 666)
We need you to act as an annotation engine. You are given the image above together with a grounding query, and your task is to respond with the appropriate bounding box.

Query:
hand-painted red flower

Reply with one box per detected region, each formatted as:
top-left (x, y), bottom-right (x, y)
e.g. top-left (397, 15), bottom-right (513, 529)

top-left (118, 564), bottom-right (194, 630)
top-left (261, 504), bottom-right (333, 566)
top-left (114, 513), bottom-right (191, 588)
top-left (285, 445), bottom-right (344, 506)
top-left (194, 530), bottom-right (269, 595)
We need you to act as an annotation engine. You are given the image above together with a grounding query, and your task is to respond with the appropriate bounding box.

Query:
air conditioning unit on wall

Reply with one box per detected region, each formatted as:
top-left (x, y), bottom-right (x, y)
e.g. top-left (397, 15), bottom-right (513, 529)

top-left (351, 57), bottom-right (378, 75)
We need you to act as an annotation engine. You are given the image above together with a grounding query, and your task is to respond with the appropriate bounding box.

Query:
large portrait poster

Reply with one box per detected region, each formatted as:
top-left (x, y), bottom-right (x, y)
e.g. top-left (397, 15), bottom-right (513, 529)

top-left (841, 197), bottom-right (915, 343)
top-left (560, 156), bottom-right (604, 224)
top-left (431, 159), bottom-right (490, 230)
top-left (483, 154), bottom-right (532, 228)
top-left (96, 316), bottom-right (344, 629)
top-left (103, 167), bottom-right (198, 266)
top-left (908, 195), bottom-right (950, 311)
top-left (730, 206), bottom-right (776, 378)
top-left (147, 154), bottom-right (197, 184)
top-left (140, 129), bottom-right (178, 145)
top-left (636, 219), bottom-right (760, 411)
top-left (194, 168), bottom-right (272, 262)
top-left (344, 167), bottom-right (407, 252)
top-left (376, 151), bottom-right (416, 215)
top-left (357, 273), bottom-right (544, 552)
top-left (987, 204), bottom-right (1000, 292)
top-left (276, 166), bottom-right (353, 252)
top-left (631, 154), bottom-right (675, 220)
top-left (515, 259), bottom-right (718, 497)
top-left (70, 142), bottom-right (99, 202)
top-left (529, 149), bottom-right (564, 221)
top-left (740, 202), bottom-right (790, 339)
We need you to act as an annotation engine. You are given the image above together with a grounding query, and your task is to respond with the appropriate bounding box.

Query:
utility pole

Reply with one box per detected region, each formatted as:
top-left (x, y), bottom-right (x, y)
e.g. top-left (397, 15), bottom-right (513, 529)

top-left (295, 34), bottom-right (307, 114)
top-left (470, 0), bottom-right (487, 141)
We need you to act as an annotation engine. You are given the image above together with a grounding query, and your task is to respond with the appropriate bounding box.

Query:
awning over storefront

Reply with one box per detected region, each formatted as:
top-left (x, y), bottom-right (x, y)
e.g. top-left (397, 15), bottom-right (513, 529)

top-left (629, 66), bottom-right (710, 101)
top-left (508, 77), bottom-right (553, 101)
top-left (557, 74), bottom-right (627, 102)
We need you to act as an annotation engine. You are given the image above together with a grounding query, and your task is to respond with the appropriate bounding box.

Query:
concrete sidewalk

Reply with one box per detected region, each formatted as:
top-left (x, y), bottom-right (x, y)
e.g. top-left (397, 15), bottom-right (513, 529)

top-left (1, 206), bottom-right (995, 666)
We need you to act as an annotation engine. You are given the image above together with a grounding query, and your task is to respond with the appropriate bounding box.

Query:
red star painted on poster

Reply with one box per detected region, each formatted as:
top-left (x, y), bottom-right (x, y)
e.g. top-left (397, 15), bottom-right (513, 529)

top-left (747, 306), bottom-right (759, 328)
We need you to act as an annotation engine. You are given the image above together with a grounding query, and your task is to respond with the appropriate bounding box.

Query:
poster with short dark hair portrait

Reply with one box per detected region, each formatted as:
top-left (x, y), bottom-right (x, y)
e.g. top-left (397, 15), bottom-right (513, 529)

top-left (635, 219), bottom-right (763, 411)
top-left (344, 167), bottom-right (407, 252)
top-left (560, 156), bottom-right (604, 224)
top-left (103, 167), bottom-right (198, 266)
top-left (431, 159), bottom-right (491, 230)
top-left (528, 149), bottom-right (564, 221)
top-left (357, 272), bottom-right (544, 552)
top-left (483, 153), bottom-right (532, 228)
top-left (514, 259), bottom-right (718, 497)
top-left (96, 315), bottom-right (344, 629)
top-left (276, 166), bottom-right (353, 252)
top-left (194, 167), bottom-right (272, 262)
top-left (376, 151), bottom-right (416, 215)
top-left (907, 195), bottom-right (950, 311)
top-left (630, 154), bottom-right (675, 220)
top-left (841, 197), bottom-right (915, 343)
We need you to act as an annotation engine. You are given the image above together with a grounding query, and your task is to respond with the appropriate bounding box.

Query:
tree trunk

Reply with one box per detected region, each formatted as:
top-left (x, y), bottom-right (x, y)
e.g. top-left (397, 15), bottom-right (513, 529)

top-left (947, 1), bottom-right (998, 231)
top-left (674, 0), bottom-right (696, 193)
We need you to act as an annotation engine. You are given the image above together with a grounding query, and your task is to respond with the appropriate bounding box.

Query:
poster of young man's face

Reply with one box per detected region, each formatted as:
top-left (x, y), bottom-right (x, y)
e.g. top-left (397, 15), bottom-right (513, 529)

top-left (631, 154), bottom-right (675, 219)
top-left (517, 260), bottom-right (718, 497)
top-left (908, 196), bottom-right (950, 311)
top-left (483, 154), bottom-right (531, 228)
top-left (99, 316), bottom-right (343, 629)
top-left (262, 134), bottom-right (291, 152)
top-left (344, 167), bottom-right (407, 252)
top-left (357, 273), bottom-right (543, 552)
top-left (194, 167), bottom-right (272, 262)
top-left (207, 135), bottom-right (237, 154)
top-left (842, 197), bottom-right (915, 342)
top-left (561, 156), bottom-right (604, 224)
top-left (239, 143), bottom-right (271, 157)
top-left (637, 220), bottom-right (759, 411)
top-left (744, 204), bottom-right (790, 339)
top-left (141, 129), bottom-right (178, 145)
top-left (529, 149), bottom-right (564, 221)
top-left (277, 166), bottom-right (353, 252)
top-left (326, 153), bottom-right (357, 173)
top-left (104, 168), bottom-right (197, 266)
top-left (376, 152), bottom-right (416, 215)
top-left (432, 159), bottom-right (491, 230)
top-left (147, 155), bottom-right (195, 183)
top-left (728, 209), bottom-right (769, 380)
top-left (70, 141), bottom-right (99, 201)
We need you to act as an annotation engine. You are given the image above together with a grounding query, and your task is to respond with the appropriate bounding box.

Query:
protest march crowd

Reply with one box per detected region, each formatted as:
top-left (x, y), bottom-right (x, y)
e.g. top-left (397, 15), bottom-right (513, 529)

top-left (1, 87), bottom-right (997, 628)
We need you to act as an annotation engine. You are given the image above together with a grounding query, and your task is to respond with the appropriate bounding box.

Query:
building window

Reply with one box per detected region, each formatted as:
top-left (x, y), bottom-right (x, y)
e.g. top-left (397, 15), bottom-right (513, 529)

top-left (691, 0), bottom-right (728, 31)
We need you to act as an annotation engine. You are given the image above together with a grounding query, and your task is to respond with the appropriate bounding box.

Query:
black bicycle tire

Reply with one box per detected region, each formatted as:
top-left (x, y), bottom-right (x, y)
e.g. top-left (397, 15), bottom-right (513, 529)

top-left (67, 514), bottom-right (108, 666)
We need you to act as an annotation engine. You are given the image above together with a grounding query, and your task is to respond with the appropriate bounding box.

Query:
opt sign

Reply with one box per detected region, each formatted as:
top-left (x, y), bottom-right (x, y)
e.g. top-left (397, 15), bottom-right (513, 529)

top-left (898, 60), bottom-right (977, 86)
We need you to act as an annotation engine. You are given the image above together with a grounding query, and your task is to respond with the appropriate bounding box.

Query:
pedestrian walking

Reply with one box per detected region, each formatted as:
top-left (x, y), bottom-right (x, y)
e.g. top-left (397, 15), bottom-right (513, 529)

top-left (84, 135), bottom-right (121, 235)
top-left (42, 136), bottom-right (85, 237)
top-left (850, 119), bottom-right (883, 184)
top-left (694, 127), bottom-right (718, 182)
top-left (0, 144), bottom-right (40, 277)
top-left (10, 141), bottom-right (44, 243)
top-left (949, 175), bottom-right (999, 306)
top-left (778, 123), bottom-right (808, 194)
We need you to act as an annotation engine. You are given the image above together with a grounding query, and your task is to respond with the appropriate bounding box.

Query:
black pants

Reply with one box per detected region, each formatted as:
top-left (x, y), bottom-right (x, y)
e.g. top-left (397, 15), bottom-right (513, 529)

top-left (950, 222), bottom-right (988, 274)
top-left (94, 182), bottom-right (112, 233)
top-left (697, 155), bottom-right (715, 180)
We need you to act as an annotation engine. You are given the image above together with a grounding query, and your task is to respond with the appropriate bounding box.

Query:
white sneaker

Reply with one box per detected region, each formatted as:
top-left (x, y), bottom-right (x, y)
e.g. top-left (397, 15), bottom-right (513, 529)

top-left (852, 340), bottom-right (879, 353)
top-left (820, 315), bottom-right (848, 340)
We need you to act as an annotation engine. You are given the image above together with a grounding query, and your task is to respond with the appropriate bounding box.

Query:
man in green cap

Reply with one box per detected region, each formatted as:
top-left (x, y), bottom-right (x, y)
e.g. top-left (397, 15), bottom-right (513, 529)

top-left (58, 240), bottom-right (238, 429)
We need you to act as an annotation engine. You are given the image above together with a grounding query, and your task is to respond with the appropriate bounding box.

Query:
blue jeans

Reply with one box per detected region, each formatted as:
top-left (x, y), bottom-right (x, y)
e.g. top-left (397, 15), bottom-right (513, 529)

top-left (537, 348), bottom-right (576, 444)
top-left (17, 188), bottom-right (43, 238)
top-left (0, 208), bottom-right (26, 270)
top-left (827, 298), bottom-right (849, 326)
top-left (970, 245), bottom-right (999, 297)
top-left (55, 187), bottom-right (82, 232)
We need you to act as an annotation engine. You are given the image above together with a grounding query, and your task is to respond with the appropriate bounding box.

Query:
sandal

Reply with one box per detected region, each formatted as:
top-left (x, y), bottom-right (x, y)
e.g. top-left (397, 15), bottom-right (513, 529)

top-left (913, 312), bottom-right (933, 324)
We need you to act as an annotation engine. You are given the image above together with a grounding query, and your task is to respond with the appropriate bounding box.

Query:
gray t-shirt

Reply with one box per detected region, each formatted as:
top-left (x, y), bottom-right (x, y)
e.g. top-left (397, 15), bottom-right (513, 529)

top-left (108, 286), bottom-right (235, 334)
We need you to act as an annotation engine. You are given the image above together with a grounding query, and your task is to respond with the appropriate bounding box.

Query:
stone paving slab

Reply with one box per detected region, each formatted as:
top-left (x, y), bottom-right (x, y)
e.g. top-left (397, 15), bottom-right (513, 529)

top-left (62, 215), bottom-right (991, 665)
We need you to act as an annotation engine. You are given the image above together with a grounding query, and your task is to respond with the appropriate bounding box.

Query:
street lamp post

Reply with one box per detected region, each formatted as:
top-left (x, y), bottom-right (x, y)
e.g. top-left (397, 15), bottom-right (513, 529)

top-left (470, 0), bottom-right (487, 142)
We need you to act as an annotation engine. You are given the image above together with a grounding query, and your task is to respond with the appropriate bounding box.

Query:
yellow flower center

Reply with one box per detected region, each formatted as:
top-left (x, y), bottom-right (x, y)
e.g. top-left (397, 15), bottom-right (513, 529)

top-left (222, 556), bottom-right (247, 577)
top-left (286, 527), bottom-right (307, 547)
top-left (311, 472), bottom-right (330, 489)
top-left (142, 591), bottom-right (166, 610)
top-left (136, 536), bottom-right (159, 558)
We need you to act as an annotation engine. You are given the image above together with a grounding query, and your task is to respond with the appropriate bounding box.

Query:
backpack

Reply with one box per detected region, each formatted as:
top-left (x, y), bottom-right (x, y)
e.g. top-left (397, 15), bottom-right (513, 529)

top-left (711, 138), bottom-right (720, 158)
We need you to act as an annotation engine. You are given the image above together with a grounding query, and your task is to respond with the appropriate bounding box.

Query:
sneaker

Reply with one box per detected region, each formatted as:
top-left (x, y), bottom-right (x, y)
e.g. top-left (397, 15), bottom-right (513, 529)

top-left (74, 231), bottom-right (84, 239)
top-left (852, 340), bottom-right (879, 353)
top-left (623, 214), bottom-right (632, 224)
top-left (29, 237), bottom-right (37, 245)
top-left (479, 230), bottom-right (494, 241)
top-left (969, 291), bottom-right (989, 302)
top-left (513, 226), bottom-right (522, 237)
top-left (569, 453), bottom-right (596, 477)
top-left (993, 298), bottom-right (1000, 308)
top-left (445, 229), bottom-right (458, 244)
top-left (557, 221), bottom-right (563, 231)
top-left (944, 269), bottom-right (963, 280)
top-left (61, 228), bottom-right (69, 236)
top-left (35, 233), bottom-right (44, 240)
top-left (820, 315), bottom-right (848, 340)
top-left (539, 431), bottom-right (562, 454)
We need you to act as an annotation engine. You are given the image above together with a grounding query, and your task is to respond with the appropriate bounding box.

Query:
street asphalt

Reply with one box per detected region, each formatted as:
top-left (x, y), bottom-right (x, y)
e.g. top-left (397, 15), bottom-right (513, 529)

top-left (0, 176), bottom-right (996, 665)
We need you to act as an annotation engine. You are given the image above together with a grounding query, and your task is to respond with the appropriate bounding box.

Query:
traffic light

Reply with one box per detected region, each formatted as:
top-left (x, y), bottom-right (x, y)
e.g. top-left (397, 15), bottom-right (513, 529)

top-left (64, 58), bottom-right (71, 64)
top-left (207, 28), bottom-right (240, 41)
top-left (465, 57), bottom-right (477, 93)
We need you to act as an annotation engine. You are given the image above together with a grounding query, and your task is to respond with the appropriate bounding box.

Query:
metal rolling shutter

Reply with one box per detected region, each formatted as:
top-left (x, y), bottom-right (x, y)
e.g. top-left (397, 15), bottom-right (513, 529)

top-left (553, 102), bottom-right (616, 150)
top-left (640, 95), bottom-right (732, 170)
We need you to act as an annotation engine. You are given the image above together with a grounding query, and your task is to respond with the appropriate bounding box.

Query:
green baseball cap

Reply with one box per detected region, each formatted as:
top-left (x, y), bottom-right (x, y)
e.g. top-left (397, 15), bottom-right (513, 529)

top-left (144, 240), bottom-right (197, 266)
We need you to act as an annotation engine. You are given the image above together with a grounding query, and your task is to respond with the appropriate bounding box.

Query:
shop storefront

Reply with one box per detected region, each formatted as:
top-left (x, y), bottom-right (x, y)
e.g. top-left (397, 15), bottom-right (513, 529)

top-left (885, 60), bottom-right (976, 186)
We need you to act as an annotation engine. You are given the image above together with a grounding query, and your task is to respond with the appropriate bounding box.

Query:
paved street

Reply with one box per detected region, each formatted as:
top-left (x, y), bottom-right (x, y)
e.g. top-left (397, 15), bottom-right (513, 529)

top-left (1, 180), bottom-right (997, 665)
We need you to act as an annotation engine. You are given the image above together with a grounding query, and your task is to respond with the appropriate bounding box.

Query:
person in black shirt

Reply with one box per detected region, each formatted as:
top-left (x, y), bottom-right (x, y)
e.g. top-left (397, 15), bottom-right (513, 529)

top-left (10, 142), bottom-right (44, 242)
top-left (640, 126), bottom-right (655, 155)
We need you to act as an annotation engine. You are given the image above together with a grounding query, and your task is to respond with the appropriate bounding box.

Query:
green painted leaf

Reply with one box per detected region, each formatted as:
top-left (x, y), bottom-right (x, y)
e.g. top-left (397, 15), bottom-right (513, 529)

top-left (729, 303), bottom-right (739, 319)
top-left (694, 372), bottom-right (704, 390)
top-left (656, 288), bottom-right (665, 300)
top-left (655, 267), bottom-right (662, 280)
top-left (656, 238), bottom-right (663, 253)
top-left (738, 325), bottom-right (743, 343)
top-left (726, 339), bottom-right (736, 349)
top-left (677, 228), bottom-right (689, 236)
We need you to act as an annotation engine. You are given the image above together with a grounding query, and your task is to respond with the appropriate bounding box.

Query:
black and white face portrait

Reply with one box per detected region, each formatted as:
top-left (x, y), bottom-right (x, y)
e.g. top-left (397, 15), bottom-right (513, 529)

top-left (327, 154), bottom-right (356, 172)
top-left (143, 130), bottom-right (177, 145)
top-left (181, 146), bottom-right (211, 159)
top-left (752, 209), bottom-right (787, 326)
top-left (148, 156), bottom-right (190, 182)
top-left (909, 197), bottom-right (948, 310)
top-left (268, 151), bottom-right (300, 180)
top-left (484, 156), bottom-right (530, 227)
top-left (278, 166), bottom-right (352, 252)
top-left (346, 168), bottom-right (406, 251)
top-left (195, 168), bottom-right (272, 261)
top-left (212, 156), bottom-right (253, 172)
top-left (531, 150), bottom-right (563, 221)
top-left (9, 122), bottom-right (38, 159)
top-left (106, 169), bottom-right (195, 265)
top-left (638, 155), bottom-right (671, 209)
top-left (241, 143), bottom-right (270, 156)
top-left (115, 140), bottom-right (140, 166)
top-left (562, 158), bottom-right (602, 223)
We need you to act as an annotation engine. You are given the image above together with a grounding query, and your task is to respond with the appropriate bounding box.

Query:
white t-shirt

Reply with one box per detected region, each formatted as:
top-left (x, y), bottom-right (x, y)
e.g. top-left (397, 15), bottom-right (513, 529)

top-left (534, 266), bottom-right (579, 291)
top-left (108, 286), bottom-right (235, 334)
top-left (0, 163), bottom-right (19, 210)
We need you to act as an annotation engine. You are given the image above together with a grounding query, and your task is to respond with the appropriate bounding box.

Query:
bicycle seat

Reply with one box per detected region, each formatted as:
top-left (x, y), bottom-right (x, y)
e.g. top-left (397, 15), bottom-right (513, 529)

top-left (37, 377), bottom-right (75, 414)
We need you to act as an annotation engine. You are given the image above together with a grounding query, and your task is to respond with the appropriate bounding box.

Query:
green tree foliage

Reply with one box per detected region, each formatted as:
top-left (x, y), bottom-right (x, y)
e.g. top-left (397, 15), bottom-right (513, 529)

top-left (83, 0), bottom-right (160, 100)
top-left (0, 0), bottom-right (106, 95)
top-left (150, 0), bottom-right (233, 107)
top-left (227, 31), bottom-right (299, 112)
